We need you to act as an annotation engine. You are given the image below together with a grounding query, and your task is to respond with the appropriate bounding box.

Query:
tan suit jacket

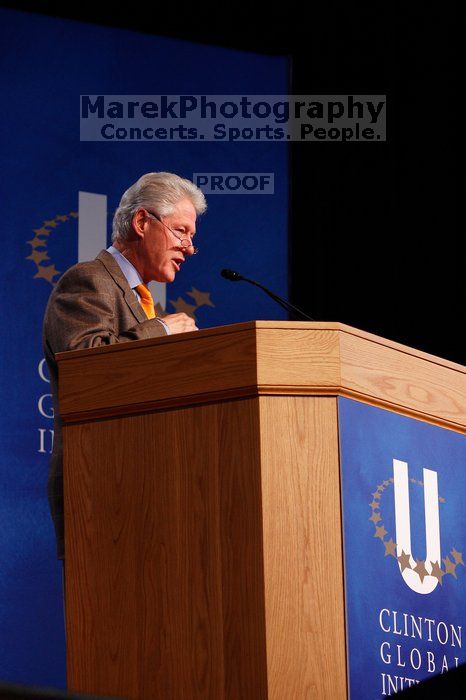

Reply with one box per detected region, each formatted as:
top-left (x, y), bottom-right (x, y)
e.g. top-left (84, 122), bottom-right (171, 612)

top-left (43, 250), bottom-right (167, 558)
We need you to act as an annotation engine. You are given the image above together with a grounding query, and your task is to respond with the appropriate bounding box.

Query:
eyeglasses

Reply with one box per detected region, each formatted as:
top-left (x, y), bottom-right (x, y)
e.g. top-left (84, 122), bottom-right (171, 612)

top-left (144, 209), bottom-right (199, 255)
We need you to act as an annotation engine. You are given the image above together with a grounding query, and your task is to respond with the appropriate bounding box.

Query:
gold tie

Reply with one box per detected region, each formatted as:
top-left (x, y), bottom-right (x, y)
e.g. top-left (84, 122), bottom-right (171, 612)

top-left (135, 284), bottom-right (156, 319)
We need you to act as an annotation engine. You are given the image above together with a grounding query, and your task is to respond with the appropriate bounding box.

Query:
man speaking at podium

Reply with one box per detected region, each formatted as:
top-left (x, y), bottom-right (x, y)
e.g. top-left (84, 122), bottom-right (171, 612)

top-left (42, 171), bottom-right (207, 559)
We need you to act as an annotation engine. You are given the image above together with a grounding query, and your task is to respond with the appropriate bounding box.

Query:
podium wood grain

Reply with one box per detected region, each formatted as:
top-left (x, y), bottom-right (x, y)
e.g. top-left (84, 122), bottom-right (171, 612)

top-left (59, 323), bottom-right (465, 700)
top-left (58, 322), bottom-right (465, 432)
top-left (64, 396), bottom-right (346, 698)
top-left (65, 399), bottom-right (269, 698)
top-left (258, 396), bottom-right (345, 697)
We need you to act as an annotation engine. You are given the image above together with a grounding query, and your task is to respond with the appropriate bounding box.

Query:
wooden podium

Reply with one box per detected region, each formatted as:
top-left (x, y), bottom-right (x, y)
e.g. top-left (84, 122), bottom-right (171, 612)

top-left (57, 322), bottom-right (465, 699)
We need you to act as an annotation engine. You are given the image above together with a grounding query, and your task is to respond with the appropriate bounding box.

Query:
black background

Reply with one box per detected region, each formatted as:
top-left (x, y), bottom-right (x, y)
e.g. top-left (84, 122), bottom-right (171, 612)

top-left (2, 2), bottom-right (460, 362)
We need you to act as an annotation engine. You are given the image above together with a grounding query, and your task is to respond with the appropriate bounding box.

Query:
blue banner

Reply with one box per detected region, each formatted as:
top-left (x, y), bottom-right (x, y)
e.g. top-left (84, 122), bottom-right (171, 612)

top-left (338, 398), bottom-right (466, 698)
top-left (0, 8), bottom-right (289, 688)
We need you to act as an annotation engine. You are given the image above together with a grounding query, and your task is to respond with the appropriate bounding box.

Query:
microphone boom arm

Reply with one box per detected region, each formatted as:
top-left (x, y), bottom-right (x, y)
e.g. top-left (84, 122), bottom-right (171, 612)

top-left (221, 268), bottom-right (314, 321)
top-left (242, 276), bottom-right (314, 321)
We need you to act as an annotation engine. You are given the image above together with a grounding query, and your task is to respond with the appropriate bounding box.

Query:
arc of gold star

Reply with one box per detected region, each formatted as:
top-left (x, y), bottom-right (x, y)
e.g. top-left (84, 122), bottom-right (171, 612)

top-left (443, 556), bottom-right (458, 578)
top-left (34, 264), bottom-right (61, 282)
top-left (414, 559), bottom-right (428, 583)
top-left (28, 210), bottom-right (84, 287)
top-left (397, 550), bottom-right (411, 572)
top-left (169, 297), bottom-right (197, 318)
top-left (374, 525), bottom-right (387, 540)
top-left (27, 236), bottom-right (47, 249)
top-left (384, 538), bottom-right (397, 558)
top-left (26, 250), bottom-right (50, 264)
top-left (368, 479), bottom-right (462, 586)
top-left (187, 287), bottom-right (214, 307)
top-left (33, 227), bottom-right (51, 236)
top-left (451, 548), bottom-right (464, 566)
top-left (430, 561), bottom-right (445, 584)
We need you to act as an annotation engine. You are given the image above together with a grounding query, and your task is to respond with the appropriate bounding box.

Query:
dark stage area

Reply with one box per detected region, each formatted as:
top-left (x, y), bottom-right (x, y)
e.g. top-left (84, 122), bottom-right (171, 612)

top-left (2, 2), bottom-right (459, 362)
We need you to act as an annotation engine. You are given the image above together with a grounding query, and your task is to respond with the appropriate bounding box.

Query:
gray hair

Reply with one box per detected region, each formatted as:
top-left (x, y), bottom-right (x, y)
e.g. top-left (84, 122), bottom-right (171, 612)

top-left (112, 171), bottom-right (207, 243)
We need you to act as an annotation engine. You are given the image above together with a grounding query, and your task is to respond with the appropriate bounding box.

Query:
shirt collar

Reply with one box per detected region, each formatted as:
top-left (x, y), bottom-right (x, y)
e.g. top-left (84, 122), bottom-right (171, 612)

top-left (107, 245), bottom-right (143, 290)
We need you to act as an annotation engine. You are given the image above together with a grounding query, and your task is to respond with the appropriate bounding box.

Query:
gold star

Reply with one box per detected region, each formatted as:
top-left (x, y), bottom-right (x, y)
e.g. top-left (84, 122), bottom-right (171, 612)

top-left (384, 538), bottom-right (397, 557)
top-left (397, 550), bottom-right (411, 572)
top-left (374, 525), bottom-right (387, 540)
top-left (26, 249), bottom-right (50, 264)
top-left (439, 496), bottom-right (446, 503)
top-left (369, 500), bottom-right (380, 510)
top-left (34, 264), bottom-right (60, 283)
top-left (33, 227), bottom-right (51, 236)
top-left (389, 477), bottom-right (394, 483)
top-left (27, 236), bottom-right (47, 249)
top-left (377, 483), bottom-right (385, 491)
top-left (369, 511), bottom-right (382, 524)
top-left (186, 287), bottom-right (215, 307)
top-left (43, 219), bottom-right (58, 228)
top-left (443, 556), bottom-right (458, 579)
top-left (383, 480), bottom-right (390, 487)
top-left (414, 559), bottom-right (428, 583)
top-left (169, 297), bottom-right (197, 318)
top-left (417, 481), bottom-right (424, 487)
top-left (69, 211), bottom-right (78, 218)
top-left (372, 491), bottom-right (381, 500)
top-left (410, 478), bottom-right (417, 483)
top-left (430, 561), bottom-right (445, 584)
top-left (451, 549), bottom-right (464, 566)
top-left (56, 214), bottom-right (69, 222)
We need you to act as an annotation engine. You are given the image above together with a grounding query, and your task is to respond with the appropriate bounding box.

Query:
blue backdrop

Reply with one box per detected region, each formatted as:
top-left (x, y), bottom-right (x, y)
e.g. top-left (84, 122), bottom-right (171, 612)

top-left (339, 398), bottom-right (466, 698)
top-left (0, 9), bottom-right (289, 687)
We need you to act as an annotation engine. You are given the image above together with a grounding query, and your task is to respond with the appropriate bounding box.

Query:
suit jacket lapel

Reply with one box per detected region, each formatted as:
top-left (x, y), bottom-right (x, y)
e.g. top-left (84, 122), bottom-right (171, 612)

top-left (95, 250), bottom-right (148, 324)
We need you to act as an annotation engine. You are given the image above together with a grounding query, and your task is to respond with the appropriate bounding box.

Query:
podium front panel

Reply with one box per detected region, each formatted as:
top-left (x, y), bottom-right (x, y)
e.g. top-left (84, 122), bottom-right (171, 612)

top-left (339, 398), bottom-right (466, 698)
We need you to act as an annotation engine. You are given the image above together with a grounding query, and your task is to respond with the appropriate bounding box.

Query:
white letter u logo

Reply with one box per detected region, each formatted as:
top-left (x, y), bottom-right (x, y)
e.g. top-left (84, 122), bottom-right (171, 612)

top-left (393, 459), bottom-right (441, 594)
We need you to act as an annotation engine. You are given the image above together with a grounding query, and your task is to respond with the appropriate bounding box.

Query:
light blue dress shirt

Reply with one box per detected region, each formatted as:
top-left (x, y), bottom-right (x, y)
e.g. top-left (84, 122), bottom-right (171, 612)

top-left (107, 245), bottom-right (170, 334)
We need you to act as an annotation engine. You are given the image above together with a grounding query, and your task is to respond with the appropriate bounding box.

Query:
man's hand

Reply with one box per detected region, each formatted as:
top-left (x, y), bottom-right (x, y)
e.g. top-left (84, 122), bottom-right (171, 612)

top-left (162, 313), bottom-right (198, 334)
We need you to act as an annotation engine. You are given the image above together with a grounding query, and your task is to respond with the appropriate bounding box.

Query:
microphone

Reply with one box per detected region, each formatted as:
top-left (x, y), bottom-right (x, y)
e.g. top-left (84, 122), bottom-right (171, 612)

top-left (220, 269), bottom-right (314, 321)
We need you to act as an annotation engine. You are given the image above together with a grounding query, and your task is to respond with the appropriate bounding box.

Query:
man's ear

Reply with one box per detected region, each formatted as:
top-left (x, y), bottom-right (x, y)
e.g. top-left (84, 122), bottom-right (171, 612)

top-left (131, 209), bottom-right (146, 239)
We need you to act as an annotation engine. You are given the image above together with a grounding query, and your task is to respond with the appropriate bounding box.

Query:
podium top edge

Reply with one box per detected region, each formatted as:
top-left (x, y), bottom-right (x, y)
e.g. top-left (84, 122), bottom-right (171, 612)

top-left (55, 320), bottom-right (465, 373)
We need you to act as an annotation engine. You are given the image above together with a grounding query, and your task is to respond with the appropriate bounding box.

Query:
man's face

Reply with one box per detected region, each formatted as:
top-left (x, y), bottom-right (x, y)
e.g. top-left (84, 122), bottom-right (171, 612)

top-left (138, 198), bottom-right (197, 284)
